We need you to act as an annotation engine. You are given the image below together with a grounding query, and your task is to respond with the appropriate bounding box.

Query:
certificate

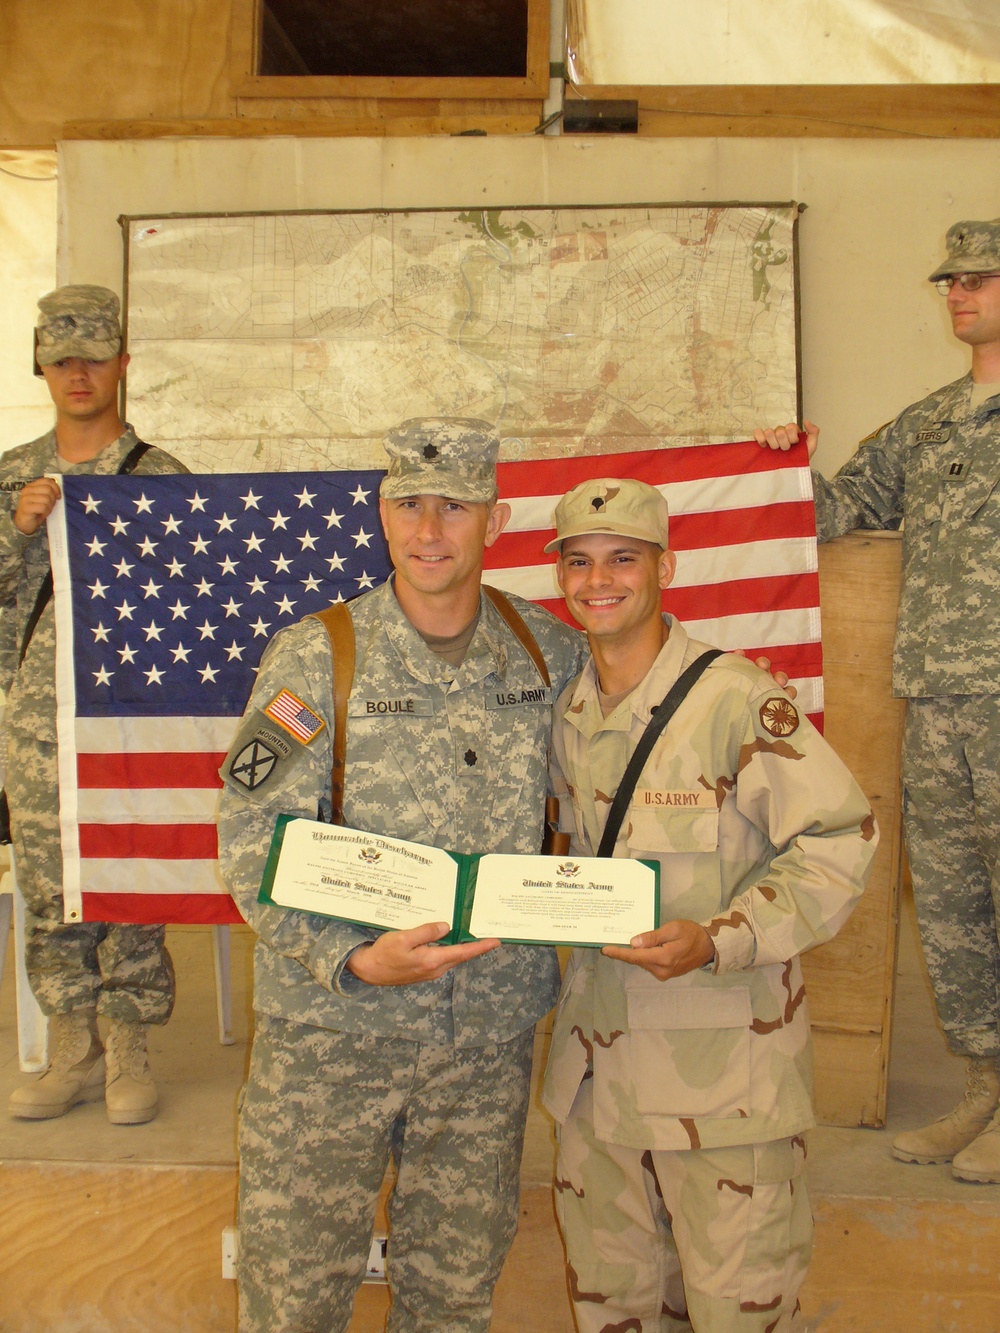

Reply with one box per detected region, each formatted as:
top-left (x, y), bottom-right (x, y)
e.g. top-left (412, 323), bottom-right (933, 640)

top-left (259, 816), bottom-right (659, 947)
top-left (259, 817), bottom-right (461, 934)
top-left (464, 853), bottom-right (659, 947)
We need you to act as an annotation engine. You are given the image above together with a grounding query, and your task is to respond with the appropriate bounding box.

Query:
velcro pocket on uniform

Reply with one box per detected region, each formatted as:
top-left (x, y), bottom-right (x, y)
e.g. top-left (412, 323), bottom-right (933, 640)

top-left (962, 466), bottom-right (1000, 520)
top-left (627, 984), bottom-right (752, 1119)
top-left (626, 803), bottom-right (720, 854)
top-left (628, 983), bottom-right (752, 1031)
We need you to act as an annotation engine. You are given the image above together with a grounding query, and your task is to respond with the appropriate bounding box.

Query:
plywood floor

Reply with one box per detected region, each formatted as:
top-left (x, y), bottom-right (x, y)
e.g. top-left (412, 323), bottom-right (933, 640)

top-left (1, 888), bottom-right (998, 1332)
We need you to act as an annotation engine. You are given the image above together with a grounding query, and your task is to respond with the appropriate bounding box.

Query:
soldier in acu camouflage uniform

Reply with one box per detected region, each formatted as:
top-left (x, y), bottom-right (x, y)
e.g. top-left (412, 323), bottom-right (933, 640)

top-left (5, 286), bottom-right (186, 1125)
top-left (541, 477), bottom-right (877, 1332)
top-left (216, 417), bottom-right (584, 1333)
top-left (757, 218), bottom-right (1000, 1184)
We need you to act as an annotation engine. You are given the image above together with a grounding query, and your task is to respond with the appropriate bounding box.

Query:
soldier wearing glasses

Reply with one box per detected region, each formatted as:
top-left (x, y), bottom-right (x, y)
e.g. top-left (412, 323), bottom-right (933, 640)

top-left (757, 218), bottom-right (1000, 1184)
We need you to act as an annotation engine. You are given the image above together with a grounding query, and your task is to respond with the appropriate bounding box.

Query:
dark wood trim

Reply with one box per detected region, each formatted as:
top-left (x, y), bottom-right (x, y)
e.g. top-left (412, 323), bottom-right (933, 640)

top-left (230, 0), bottom-right (550, 101)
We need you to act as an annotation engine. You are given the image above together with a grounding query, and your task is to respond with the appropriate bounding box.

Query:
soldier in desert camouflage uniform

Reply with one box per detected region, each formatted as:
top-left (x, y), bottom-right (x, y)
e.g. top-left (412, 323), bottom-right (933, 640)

top-left (4, 286), bottom-right (185, 1125)
top-left (541, 478), bottom-right (877, 1332)
top-left (217, 418), bottom-right (584, 1333)
top-left (757, 218), bottom-right (1000, 1184)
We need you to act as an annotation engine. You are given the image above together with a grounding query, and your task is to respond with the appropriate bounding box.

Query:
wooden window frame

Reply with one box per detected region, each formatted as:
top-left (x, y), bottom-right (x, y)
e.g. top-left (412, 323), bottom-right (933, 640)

top-left (230, 0), bottom-right (550, 100)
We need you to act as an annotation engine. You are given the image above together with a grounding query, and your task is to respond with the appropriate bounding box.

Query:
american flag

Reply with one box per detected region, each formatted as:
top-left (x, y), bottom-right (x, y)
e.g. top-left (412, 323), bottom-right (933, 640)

top-left (491, 438), bottom-right (821, 709)
top-left (48, 439), bottom-right (818, 925)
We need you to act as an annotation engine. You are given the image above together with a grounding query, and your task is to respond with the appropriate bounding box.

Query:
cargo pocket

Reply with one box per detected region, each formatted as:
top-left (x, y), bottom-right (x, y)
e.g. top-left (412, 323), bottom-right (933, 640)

top-left (628, 984), bottom-right (752, 1119)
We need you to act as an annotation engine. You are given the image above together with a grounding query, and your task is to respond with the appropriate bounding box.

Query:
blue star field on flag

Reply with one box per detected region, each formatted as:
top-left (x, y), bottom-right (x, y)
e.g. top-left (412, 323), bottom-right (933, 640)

top-left (60, 471), bottom-right (391, 718)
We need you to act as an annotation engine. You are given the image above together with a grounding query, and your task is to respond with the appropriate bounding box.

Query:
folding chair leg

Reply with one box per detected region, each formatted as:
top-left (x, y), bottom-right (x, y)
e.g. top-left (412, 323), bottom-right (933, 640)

top-left (212, 924), bottom-right (236, 1046)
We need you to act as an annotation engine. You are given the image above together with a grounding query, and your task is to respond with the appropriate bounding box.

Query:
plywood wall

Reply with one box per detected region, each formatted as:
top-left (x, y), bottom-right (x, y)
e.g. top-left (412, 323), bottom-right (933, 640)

top-left (3, 0), bottom-right (999, 146)
top-left (806, 532), bottom-right (905, 1125)
top-left (0, 0), bottom-right (542, 147)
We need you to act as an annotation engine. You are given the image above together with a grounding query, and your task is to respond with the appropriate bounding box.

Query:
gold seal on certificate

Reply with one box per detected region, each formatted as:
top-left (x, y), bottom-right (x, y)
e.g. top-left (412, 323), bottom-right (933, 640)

top-left (259, 816), bottom-right (659, 948)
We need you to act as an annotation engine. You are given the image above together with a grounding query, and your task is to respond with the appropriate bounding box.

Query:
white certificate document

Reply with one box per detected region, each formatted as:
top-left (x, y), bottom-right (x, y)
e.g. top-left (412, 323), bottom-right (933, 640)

top-left (260, 817), bottom-right (460, 934)
top-left (467, 853), bottom-right (658, 946)
top-left (259, 818), bottom-right (659, 947)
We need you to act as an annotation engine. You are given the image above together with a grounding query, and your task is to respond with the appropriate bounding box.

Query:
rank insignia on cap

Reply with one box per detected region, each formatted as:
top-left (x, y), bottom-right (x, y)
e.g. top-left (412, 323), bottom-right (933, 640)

top-left (264, 689), bottom-right (326, 744)
top-left (759, 697), bottom-right (800, 738)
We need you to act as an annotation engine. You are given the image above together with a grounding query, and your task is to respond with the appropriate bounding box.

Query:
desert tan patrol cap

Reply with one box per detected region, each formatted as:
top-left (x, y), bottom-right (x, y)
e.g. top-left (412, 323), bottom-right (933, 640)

top-left (35, 284), bottom-right (122, 368)
top-left (380, 417), bottom-right (500, 503)
top-left (928, 218), bottom-right (1000, 282)
top-left (545, 477), bottom-right (669, 554)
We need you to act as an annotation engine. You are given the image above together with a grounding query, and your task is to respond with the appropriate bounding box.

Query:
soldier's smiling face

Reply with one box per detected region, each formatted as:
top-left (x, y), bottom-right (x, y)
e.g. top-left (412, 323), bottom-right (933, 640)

top-left (557, 532), bottom-right (675, 643)
top-left (379, 493), bottom-right (509, 601)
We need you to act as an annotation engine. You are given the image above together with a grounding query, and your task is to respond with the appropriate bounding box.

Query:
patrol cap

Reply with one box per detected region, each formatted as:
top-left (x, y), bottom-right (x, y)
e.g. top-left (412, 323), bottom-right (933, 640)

top-left (545, 477), bottom-right (669, 553)
top-left (928, 219), bottom-right (1000, 282)
top-left (35, 284), bottom-right (122, 367)
top-left (380, 417), bottom-right (500, 503)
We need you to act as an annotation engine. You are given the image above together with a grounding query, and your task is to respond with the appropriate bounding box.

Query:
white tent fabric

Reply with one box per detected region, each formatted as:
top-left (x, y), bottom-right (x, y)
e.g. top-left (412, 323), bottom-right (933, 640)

top-left (0, 151), bottom-right (58, 453)
top-left (567, 0), bottom-right (1000, 85)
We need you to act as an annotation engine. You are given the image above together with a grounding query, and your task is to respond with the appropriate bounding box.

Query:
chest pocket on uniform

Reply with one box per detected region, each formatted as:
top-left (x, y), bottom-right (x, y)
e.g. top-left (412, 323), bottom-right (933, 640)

top-left (960, 458), bottom-right (1000, 523)
top-left (625, 799), bottom-right (720, 855)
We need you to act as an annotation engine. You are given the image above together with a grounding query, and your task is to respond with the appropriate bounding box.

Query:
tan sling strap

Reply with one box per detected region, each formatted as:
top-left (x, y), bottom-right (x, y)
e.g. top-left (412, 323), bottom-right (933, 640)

top-left (310, 586), bottom-right (567, 851)
top-left (482, 584), bottom-right (550, 687)
top-left (310, 602), bottom-right (355, 826)
top-left (482, 584), bottom-right (569, 855)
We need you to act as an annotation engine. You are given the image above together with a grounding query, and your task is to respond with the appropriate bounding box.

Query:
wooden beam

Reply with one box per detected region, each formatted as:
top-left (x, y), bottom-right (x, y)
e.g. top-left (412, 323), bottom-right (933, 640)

top-left (61, 113), bottom-right (541, 140)
top-left (566, 83), bottom-right (1000, 138)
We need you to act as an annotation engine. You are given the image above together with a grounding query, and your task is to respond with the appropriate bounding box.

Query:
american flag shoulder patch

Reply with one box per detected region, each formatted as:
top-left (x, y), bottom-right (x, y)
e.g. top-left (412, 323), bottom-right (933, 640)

top-left (264, 689), bottom-right (326, 744)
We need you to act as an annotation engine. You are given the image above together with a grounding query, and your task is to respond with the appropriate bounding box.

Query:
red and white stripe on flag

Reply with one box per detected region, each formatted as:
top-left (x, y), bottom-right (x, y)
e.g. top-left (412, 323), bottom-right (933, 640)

top-left (487, 436), bottom-right (822, 722)
top-left (60, 716), bottom-right (239, 925)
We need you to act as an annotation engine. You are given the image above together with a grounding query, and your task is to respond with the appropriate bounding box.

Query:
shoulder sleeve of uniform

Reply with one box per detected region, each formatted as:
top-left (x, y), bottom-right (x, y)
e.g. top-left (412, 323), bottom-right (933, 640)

top-left (134, 446), bottom-right (190, 476)
top-left (216, 617), bottom-right (381, 995)
top-left (812, 412), bottom-right (907, 541)
top-left (704, 674), bottom-right (878, 974)
top-left (219, 619), bottom-right (333, 807)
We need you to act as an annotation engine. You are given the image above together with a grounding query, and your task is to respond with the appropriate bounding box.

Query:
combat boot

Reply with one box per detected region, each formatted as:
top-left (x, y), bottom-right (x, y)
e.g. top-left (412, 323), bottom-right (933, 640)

top-left (952, 1106), bottom-right (1000, 1183)
top-left (104, 1018), bottom-right (158, 1125)
top-left (8, 1008), bottom-right (104, 1119)
top-left (892, 1056), bottom-right (1000, 1164)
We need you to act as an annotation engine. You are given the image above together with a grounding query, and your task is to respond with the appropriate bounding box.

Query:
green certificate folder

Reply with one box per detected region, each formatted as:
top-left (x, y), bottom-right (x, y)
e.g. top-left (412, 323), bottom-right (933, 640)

top-left (259, 815), bottom-right (660, 949)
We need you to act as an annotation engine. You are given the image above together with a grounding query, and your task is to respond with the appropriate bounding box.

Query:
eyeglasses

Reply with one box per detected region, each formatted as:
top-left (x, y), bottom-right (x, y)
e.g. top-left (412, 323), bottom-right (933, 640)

top-left (934, 272), bottom-right (1000, 295)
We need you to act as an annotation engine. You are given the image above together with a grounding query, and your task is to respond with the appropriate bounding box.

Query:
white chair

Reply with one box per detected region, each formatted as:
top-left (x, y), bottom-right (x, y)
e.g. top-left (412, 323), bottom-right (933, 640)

top-left (1, 855), bottom-right (236, 1069)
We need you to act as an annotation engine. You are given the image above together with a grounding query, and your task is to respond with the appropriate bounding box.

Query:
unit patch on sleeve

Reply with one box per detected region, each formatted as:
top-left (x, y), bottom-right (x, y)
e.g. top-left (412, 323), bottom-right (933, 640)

top-left (759, 697), bottom-right (800, 738)
top-left (228, 739), bottom-right (279, 792)
top-left (222, 710), bottom-right (313, 799)
top-left (264, 689), bottom-right (326, 743)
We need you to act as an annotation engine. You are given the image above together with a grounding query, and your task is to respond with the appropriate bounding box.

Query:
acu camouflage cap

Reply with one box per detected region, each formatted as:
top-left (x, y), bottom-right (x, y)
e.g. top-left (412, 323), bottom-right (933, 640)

top-left (928, 219), bottom-right (1000, 282)
top-left (35, 284), bottom-right (122, 367)
top-left (380, 417), bottom-right (500, 503)
top-left (545, 477), bottom-right (669, 553)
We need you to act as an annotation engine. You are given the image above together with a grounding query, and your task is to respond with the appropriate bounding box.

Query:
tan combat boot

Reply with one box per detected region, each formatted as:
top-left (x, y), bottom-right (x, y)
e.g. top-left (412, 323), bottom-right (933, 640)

top-left (952, 1105), bottom-right (1000, 1183)
top-left (8, 1008), bottom-right (104, 1119)
top-left (892, 1056), bottom-right (1000, 1164)
top-left (104, 1018), bottom-right (158, 1125)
